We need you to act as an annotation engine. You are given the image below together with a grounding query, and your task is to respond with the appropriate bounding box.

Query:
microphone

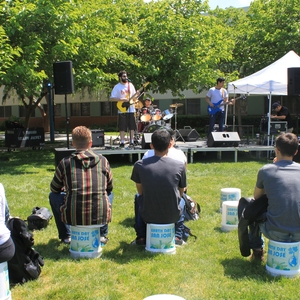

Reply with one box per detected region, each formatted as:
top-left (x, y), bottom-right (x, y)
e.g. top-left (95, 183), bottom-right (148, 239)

top-left (127, 78), bottom-right (131, 82)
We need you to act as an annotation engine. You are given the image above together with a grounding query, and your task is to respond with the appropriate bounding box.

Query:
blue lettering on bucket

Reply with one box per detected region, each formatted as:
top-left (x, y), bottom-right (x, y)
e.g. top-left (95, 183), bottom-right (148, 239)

top-left (161, 233), bottom-right (171, 238)
top-left (78, 236), bottom-right (89, 241)
top-left (151, 233), bottom-right (160, 238)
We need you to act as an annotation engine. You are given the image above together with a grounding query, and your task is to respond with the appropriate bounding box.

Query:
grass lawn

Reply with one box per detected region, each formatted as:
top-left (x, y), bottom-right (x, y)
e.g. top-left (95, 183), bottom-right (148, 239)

top-left (0, 146), bottom-right (299, 300)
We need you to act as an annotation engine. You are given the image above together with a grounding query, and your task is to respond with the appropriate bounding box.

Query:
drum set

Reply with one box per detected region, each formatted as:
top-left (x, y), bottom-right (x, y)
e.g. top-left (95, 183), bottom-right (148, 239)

top-left (133, 102), bottom-right (184, 145)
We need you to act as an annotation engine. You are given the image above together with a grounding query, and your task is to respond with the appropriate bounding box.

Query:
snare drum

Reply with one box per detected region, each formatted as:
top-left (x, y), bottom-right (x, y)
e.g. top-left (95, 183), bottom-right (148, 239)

top-left (152, 109), bottom-right (161, 121)
top-left (162, 109), bottom-right (174, 121)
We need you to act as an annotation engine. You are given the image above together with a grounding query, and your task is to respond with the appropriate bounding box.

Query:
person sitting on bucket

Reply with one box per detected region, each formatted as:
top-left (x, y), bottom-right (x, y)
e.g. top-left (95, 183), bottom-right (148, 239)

top-left (131, 128), bottom-right (187, 246)
top-left (49, 126), bottom-right (113, 245)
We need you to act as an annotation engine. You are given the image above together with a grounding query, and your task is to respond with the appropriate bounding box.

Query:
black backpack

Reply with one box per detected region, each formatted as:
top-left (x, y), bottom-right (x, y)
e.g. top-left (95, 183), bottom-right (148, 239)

top-left (182, 193), bottom-right (201, 221)
top-left (6, 217), bottom-right (44, 284)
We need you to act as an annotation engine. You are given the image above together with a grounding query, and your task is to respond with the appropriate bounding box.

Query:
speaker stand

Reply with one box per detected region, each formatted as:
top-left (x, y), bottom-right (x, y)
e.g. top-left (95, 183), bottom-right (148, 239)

top-left (64, 94), bottom-right (70, 149)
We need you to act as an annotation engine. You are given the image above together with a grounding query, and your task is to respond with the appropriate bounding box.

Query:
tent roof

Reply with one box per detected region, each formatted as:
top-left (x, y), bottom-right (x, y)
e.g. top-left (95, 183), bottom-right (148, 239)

top-left (228, 50), bottom-right (300, 95)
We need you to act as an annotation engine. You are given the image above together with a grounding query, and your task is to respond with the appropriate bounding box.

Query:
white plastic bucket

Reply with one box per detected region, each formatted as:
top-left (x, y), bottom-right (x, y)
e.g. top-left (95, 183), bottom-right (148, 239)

top-left (0, 262), bottom-right (11, 300)
top-left (70, 225), bottom-right (103, 259)
top-left (221, 201), bottom-right (239, 232)
top-left (220, 188), bottom-right (241, 212)
top-left (144, 295), bottom-right (185, 300)
top-left (266, 240), bottom-right (300, 278)
top-left (146, 223), bottom-right (176, 254)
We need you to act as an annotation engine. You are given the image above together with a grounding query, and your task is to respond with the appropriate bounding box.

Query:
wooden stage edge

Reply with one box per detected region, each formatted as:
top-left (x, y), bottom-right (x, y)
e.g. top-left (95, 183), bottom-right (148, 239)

top-left (88, 139), bottom-right (274, 163)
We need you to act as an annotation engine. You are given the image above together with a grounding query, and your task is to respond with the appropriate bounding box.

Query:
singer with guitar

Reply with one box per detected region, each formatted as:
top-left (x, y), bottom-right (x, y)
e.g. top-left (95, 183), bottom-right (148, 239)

top-left (110, 70), bottom-right (140, 148)
top-left (205, 77), bottom-right (235, 136)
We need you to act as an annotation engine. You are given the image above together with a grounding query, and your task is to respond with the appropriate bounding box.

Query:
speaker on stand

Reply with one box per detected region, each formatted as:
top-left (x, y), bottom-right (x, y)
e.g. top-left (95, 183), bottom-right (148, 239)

top-left (288, 67), bottom-right (300, 136)
top-left (53, 61), bottom-right (74, 148)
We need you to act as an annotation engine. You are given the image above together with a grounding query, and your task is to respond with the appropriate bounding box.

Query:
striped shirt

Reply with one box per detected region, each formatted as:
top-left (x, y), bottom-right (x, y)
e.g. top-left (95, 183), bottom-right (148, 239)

top-left (50, 150), bottom-right (113, 226)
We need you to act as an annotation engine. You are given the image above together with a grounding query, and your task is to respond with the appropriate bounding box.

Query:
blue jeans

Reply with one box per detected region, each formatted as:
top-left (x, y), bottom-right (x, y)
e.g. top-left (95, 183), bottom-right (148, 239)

top-left (134, 194), bottom-right (186, 240)
top-left (249, 221), bottom-right (300, 249)
top-left (209, 110), bottom-right (225, 135)
top-left (49, 192), bottom-right (113, 240)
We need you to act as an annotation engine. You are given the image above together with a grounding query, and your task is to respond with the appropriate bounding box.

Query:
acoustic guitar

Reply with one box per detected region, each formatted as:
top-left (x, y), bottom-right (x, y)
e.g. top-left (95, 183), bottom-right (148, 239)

top-left (207, 94), bottom-right (247, 115)
top-left (117, 82), bottom-right (150, 113)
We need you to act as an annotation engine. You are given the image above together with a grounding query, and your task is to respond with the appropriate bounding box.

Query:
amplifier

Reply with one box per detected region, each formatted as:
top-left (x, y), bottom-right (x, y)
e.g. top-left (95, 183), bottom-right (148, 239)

top-left (91, 129), bottom-right (105, 147)
top-left (270, 121), bottom-right (287, 134)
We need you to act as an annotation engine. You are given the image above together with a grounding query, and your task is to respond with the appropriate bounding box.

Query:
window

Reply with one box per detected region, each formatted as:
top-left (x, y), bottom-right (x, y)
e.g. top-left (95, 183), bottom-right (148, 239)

top-left (70, 103), bottom-right (90, 116)
top-left (0, 106), bottom-right (12, 117)
top-left (186, 99), bottom-right (200, 115)
top-left (54, 104), bottom-right (62, 117)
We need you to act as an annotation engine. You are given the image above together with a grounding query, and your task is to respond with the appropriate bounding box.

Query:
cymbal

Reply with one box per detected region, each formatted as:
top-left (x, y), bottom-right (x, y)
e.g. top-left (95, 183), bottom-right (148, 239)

top-left (170, 103), bottom-right (184, 108)
top-left (151, 105), bottom-right (157, 108)
top-left (135, 101), bottom-right (143, 109)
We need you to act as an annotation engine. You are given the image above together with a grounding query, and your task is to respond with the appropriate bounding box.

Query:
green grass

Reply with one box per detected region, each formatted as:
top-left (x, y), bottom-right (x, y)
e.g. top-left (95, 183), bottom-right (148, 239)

top-left (0, 148), bottom-right (299, 300)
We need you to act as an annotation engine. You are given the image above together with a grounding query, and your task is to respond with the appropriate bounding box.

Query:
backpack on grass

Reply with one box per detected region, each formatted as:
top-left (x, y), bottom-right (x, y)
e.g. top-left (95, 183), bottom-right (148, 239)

top-left (6, 217), bottom-right (44, 284)
top-left (182, 193), bottom-right (201, 221)
top-left (27, 206), bottom-right (53, 230)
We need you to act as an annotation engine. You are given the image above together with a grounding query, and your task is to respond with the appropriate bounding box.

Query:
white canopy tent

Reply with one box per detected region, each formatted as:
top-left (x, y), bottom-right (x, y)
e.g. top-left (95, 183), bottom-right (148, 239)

top-left (228, 50), bottom-right (300, 139)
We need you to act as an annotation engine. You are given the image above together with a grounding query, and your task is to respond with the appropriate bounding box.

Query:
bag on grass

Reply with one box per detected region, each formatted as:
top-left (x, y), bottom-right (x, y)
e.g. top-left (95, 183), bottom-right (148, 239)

top-left (182, 224), bottom-right (197, 242)
top-left (27, 206), bottom-right (53, 230)
top-left (6, 217), bottom-right (44, 284)
top-left (182, 193), bottom-right (201, 221)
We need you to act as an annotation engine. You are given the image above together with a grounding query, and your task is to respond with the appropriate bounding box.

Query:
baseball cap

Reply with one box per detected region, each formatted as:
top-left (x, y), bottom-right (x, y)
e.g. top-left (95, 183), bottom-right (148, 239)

top-left (145, 97), bottom-right (151, 101)
top-left (272, 102), bottom-right (280, 109)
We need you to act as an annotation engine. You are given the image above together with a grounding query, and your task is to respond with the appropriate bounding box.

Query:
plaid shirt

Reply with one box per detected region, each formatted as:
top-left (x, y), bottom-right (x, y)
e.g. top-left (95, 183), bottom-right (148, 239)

top-left (50, 150), bottom-right (113, 226)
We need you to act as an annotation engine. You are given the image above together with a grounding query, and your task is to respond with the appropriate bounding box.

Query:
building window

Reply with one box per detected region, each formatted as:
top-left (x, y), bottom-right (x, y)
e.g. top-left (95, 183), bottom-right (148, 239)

top-left (0, 106), bottom-right (12, 117)
top-left (70, 103), bottom-right (90, 116)
top-left (101, 101), bottom-right (115, 116)
top-left (19, 106), bottom-right (35, 117)
top-left (186, 99), bottom-right (200, 115)
top-left (54, 104), bottom-right (62, 117)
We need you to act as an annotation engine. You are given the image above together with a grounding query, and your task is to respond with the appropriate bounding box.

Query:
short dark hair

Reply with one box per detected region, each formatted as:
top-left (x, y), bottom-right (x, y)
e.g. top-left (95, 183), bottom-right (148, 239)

top-left (151, 129), bottom-right (171, 152)
top-left (217, 77), bottom-right (225, 84)
top-left (275, 133), bottom-right (298, 157)
top-left (118, 70), bottom-right (127, 78)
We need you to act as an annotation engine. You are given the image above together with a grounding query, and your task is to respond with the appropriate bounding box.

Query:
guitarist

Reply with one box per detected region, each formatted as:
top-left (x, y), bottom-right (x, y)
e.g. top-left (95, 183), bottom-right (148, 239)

top-left (205, 77), bottom-right (233, 136)
top-left (110, 70), bottom-right (139, 148)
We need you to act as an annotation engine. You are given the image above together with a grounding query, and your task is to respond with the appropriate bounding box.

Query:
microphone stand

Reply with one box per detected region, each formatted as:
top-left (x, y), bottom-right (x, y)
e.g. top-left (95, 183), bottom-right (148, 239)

top-left (173, 104), bottom-right (185, 142)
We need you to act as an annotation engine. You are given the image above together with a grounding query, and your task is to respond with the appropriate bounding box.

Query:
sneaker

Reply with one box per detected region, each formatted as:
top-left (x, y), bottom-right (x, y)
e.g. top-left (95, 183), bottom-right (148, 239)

top-left (119, 142), bottom-right (125, 148)
top-left (127, 143), bottom-right (134, 150)
top-left (131, 237), bottom-right (146, 246)
top-left (61, 237), bottom-right (71, 244)
top-left (100, 236), bottom-right (109, 246)
top-left (175, 237), bottom-right (187, 247)
top-left (250, 248), bottom-right (264, 262)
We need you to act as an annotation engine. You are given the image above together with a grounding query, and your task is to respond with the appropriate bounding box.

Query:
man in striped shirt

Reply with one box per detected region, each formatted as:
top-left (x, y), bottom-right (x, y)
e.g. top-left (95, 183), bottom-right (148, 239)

top-left (49, 126), bottom-right (113, 244)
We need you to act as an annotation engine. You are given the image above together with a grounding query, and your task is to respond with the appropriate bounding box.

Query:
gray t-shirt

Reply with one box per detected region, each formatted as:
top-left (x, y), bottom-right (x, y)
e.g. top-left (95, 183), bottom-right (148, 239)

top-left (131, 156), bottom-right (186, 224)
top-left (256, 160), bottom-right (300, 233)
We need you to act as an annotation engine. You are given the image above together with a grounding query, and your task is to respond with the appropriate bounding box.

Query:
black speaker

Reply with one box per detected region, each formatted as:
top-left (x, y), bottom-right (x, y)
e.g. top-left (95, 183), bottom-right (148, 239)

top-left (288, 68), bottom-right (300, 96)
top-left (53, 61), bottom-right (74, 95)
top-left (177, 128), bottom-right (200, 142)
top-left (91, 129), bottom-right (105, 147)
top-left (207, 132), bottom-right (240, 147)
top-left (54, 148), bottom-right (75, 166)
top-left (142, 133), bottom-right (152, 149)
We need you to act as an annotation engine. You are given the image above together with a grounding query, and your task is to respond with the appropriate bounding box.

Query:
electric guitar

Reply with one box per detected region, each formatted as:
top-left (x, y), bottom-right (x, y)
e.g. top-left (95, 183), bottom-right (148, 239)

top-left (117, 82), bottom-right (150, 113)
top-left (207, 94), bottom-right (247, 115)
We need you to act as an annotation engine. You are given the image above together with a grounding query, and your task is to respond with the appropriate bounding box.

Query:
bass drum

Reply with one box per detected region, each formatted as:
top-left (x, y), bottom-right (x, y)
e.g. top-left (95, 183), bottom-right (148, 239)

top-left (143, 124), bottom-right (161, 133)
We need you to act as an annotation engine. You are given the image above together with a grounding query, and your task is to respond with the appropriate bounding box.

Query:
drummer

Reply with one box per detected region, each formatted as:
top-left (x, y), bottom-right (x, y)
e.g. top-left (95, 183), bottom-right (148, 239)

top-left (138, 97), bottom-right (153, 132)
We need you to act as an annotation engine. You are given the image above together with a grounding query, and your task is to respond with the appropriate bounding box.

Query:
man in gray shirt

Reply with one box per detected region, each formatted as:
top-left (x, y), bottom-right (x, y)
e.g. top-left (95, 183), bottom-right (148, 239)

top-left (250, 132), bottom-right (300, 261)
top-left (131, 128), bottom-right (187, 245)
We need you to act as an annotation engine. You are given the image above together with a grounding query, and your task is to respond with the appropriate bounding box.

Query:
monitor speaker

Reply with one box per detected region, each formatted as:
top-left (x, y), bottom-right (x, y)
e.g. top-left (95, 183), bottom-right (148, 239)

top-left (53, 61), bottom-right (74, 95)
top-left (177, 128), bottom-right (200, 142)
top-left (207, 132), bottom-right (240, 147)
top-left (142, 133), bottom-right (152, 149)
top-left (54, 148), bottom-right (75, 166)
top-left (288, 67), bottom-right (300, 96)
top-left (91, 129), bottom-right (105, 147)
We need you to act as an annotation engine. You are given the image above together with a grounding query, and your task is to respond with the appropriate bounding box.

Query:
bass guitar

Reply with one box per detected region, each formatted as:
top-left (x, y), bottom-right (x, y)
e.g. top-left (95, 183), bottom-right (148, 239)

top-left (117, 82), bottom-right (150, 113)
top-left (207, 94), bottom-right (247, 115)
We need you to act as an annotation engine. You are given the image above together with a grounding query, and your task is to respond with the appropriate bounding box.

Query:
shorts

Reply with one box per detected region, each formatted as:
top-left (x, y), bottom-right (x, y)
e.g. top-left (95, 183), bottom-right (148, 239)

top-left (118, 113), bottom-right (136, 131)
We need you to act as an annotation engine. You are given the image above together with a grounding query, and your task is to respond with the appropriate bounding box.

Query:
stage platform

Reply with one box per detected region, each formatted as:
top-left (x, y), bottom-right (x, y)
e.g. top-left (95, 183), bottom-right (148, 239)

top-left (89, 138), bottom-right (274, 163)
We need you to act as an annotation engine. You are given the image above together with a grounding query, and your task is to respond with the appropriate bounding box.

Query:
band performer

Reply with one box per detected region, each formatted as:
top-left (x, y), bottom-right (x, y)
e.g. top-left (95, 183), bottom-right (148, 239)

top-left (271, 102), bottom-right (293, 133)
top-left (206, 77), bottom-right (233, 136)
top-left (110, 70), bottom-right (139, 148)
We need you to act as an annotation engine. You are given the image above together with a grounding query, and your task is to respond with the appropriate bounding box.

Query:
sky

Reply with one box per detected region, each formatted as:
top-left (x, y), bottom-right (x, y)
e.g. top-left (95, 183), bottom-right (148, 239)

top-left (209, 0), bottom-right (252, 9)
